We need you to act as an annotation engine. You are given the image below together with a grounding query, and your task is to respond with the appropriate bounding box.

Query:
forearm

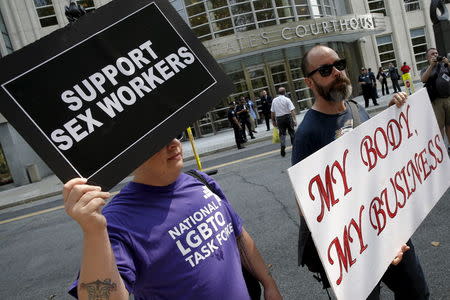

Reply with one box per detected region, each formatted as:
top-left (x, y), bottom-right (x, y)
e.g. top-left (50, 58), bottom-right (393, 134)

top-left (290, 110), bottom-right (297, 124)
top-left (271, 112), bottom-right (276, 125)
top-left (421, 65), bottom-right (434, 82)
top-left (237, 229), bottom-right (277, 288)
top-left (78, 229), bottom-right (129, 300)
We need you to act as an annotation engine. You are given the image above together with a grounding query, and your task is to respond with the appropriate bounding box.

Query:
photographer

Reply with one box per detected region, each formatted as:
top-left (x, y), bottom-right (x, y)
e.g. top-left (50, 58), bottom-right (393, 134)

top-left (420, 48), bottom-right (450, 152)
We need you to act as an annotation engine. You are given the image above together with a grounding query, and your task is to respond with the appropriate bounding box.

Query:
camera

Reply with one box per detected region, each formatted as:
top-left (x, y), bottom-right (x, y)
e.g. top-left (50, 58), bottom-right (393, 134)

top-left (436, 56), bottom-right (444, 62)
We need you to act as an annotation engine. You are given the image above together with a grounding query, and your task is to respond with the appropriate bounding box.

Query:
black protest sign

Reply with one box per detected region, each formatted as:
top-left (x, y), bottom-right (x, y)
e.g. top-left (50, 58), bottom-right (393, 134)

top-left (0, 0), bottom-right (233, 190)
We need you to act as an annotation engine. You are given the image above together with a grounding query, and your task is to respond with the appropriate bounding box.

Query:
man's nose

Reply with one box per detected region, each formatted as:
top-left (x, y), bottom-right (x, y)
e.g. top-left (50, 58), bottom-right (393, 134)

top-left (167, 138), bottom-right (181, 148)
top-left (332, 66), bottom-right (342, 77)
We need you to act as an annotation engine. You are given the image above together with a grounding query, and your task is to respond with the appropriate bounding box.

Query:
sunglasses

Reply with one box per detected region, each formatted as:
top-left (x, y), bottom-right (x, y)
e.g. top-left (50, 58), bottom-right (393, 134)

top-left (176, 132), bottom-right (185, 140)
top-left (306, 59), bottom-right (346, 77)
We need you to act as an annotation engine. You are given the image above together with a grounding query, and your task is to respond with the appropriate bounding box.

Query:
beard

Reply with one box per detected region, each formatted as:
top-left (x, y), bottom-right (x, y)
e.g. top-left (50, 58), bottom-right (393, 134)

top-left (313, 75), bottom-right (352, 102)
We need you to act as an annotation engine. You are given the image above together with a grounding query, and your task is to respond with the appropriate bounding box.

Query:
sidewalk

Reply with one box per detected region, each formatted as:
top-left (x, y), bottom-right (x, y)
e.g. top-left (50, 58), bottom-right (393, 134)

top-left (0, 84), bottom-right (423, 210)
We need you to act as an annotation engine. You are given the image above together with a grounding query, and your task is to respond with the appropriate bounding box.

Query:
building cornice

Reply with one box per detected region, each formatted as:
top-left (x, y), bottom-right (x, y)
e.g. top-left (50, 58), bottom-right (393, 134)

top-left (203, 13), bottom-right (386, 61)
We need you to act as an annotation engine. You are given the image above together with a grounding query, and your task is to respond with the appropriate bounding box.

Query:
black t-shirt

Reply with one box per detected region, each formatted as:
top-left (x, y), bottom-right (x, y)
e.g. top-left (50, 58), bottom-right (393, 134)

top-left (420, 62), bottom-right (450, 100)
top-left (291, 102), bottom-right (370, 165)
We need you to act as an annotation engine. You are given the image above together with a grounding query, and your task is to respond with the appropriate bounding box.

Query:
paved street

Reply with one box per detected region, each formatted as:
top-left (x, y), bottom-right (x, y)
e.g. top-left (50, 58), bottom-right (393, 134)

top-left (0, 141), bottom-right (449, 299)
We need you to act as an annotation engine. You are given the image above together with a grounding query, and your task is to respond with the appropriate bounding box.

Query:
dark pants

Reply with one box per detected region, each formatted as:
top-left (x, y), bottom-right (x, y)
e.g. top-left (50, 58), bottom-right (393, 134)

top-left (381, 79), bottom-right (389, 95)
top-left (263, 112), bottom-right (271, 130)
top-left (240, 117), bottom-right (254, 139)
top-left (366, 240), bottom-right (429, 300)
top-left (276, 114), bottom-right (295, 148)
top-left (232, 124), bottom-right (244, 148)
top-left (372, 84), bottom-right (379, 98)
top-left (391, 79), bottom-right (401, 93)
top-left (363, 88), bottom-right (378, 107)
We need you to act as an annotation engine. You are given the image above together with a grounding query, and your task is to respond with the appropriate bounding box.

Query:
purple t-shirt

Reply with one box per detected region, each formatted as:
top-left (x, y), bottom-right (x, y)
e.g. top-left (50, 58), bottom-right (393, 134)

top-left (69, 172), bottom-right (250, 300)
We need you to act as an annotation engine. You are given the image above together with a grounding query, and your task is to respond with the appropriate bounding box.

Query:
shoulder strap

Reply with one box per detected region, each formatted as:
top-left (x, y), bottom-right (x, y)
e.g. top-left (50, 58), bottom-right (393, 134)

top-left (346, 100), bottom-right (361, 128)
top-left (185, 169), bottom-right (217, 194)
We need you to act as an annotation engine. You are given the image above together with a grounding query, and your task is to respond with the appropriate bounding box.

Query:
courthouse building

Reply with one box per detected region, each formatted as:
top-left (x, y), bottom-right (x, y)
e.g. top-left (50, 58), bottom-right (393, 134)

top-left (0, 0), bottom-right (449, 187)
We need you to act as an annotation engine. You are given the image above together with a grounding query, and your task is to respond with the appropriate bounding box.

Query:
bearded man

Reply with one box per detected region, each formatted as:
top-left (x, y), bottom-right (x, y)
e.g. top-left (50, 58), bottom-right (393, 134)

top-left (291, 45), bottom-right (429, 299)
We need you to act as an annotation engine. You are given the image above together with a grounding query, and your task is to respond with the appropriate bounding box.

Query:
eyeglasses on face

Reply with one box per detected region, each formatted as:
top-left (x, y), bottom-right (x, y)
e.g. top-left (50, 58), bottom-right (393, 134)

top-left (176, 132), bottom-right (184, 140)
top-left (306, 59), bottom-right (346, 77)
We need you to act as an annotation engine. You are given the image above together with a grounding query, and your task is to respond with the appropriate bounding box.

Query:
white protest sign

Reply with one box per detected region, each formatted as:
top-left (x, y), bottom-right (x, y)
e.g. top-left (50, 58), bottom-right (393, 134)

top-left (288, 88), bottom-right (450, 300)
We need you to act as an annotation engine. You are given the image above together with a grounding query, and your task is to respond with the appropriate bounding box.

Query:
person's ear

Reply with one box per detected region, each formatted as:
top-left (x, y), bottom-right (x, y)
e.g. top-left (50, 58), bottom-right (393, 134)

top-left (304, 77), bottom-right (313, 89)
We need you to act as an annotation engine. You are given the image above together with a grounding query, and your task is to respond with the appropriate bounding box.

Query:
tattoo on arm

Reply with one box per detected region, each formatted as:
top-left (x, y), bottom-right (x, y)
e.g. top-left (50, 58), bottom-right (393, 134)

top-left (80, 279), bottom-right (117, 300)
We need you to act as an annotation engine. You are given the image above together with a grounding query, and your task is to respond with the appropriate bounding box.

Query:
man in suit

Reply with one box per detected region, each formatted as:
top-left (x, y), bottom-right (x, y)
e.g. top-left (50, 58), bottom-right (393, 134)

top-left (259, 90), bottom-right (273, 131)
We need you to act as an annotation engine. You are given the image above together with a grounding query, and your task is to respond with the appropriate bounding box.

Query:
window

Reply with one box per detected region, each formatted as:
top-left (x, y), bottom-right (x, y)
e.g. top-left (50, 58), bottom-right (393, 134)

top-left (270, 63), bottom-right (289, 92)
top-left (33, 0), bottom-right (58, 27)
top-left (248, 66), bottom-right (269, 97)
top-left (289, 57), bottom-right (313, 110)
top-left (77, 0), bottom-right (95, 12)
top-left (184, 0), bottom-right (338, 39)
top-left (367, 0), bottom-right (386, 16)
top-left (404, 0), bottom-right (420, 12)
top-left (0, 10), bottom-right (13, 54)
top-left (295, 0), bottom-right (311, 19)
top-left (310, 0), bottom-right (324, 18)
top-left (376, 34), bottom-right (396, 69)
top-left (410, 28), bottom-right (428, 71)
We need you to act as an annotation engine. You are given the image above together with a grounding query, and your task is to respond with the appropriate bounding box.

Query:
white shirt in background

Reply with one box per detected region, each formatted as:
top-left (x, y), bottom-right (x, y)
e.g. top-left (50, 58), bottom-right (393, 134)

top-left (271, 95), bottom-right (295, 117)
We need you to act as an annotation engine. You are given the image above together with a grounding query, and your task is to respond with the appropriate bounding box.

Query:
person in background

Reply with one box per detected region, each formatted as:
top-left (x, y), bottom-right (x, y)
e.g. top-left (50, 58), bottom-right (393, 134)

top-left (270, 87), bottom-right (297, 157)
top-left (376, 66), bottom-right (389, 96)
top-left (64, 138), bottom-right (283, 299)
top-left (228, 102), bottom-right (245, 149)
top-left (388, 62), bottom-right (402, 93)
top-left (292, 44), bottom-right (429, 300)
top-left (420, 48), bottom-right (450, 153)
top-left (400, 62), bottom-right (411, 74)
top-left (246, 97), bottom-right (258, 133)
top-left (368, 67), bottom-right (379, 98)
top-left (236, 96), bottom-right (255, 141)
top-left (259, 90), bottom-right (273, 131)
top-left (358, 68), bottom-right (379, 108)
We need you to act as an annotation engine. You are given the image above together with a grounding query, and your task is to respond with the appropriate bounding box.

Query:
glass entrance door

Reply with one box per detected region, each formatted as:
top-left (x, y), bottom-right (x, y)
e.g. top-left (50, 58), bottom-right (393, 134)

top-left (269, 61), bottom-right (290, 96)
top-left (248, 65), bottom-right (269, 97)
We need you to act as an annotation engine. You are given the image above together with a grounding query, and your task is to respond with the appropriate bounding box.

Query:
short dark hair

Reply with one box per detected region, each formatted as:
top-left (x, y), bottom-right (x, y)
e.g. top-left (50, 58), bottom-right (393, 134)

top-left (426, 48), bottom-right (437, 57)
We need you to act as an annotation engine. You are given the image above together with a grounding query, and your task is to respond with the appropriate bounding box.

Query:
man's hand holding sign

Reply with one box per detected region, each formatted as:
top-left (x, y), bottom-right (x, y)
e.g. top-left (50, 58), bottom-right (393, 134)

top-left (289, 45), bottom-right (448, 300)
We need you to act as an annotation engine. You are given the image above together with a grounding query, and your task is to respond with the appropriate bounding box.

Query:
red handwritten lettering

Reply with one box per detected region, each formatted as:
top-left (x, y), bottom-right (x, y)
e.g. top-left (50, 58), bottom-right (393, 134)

top-left (308, 150), bottom-right (352, 222)
top-left (360, 104), bottom-right (414, 171)
top-left (327, 205), bottom-right (367, 285)
top-left (434, 134), bottom-right (444, 163)
top-left (386, 119), bottom-right (402, 151)
top-left (368, 135), bottom-right (445, 236)
top-left (398, 104), bottom-right (413, 139)
top-left (369, 194), bottom-right (386, 235)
